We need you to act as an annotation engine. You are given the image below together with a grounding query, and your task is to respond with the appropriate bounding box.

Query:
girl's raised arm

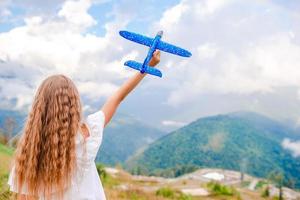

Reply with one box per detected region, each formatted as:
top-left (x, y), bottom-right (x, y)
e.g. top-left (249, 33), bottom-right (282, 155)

top-left (101, 50), bottom-right (160, 127)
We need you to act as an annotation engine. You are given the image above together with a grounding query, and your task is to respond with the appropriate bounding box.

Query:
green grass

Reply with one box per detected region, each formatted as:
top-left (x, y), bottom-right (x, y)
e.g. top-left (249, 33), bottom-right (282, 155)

top-left (0, 143), bottom-right (13, 199)
top-left (155, 187), bottom-right (193, 200)
top-left (240, 181), bottom-right (251, 188)
top-left (96, 163), bottom-right (120, 188)
top-left (0, 144), bottom-right (13, 176)
top-left (255, 180), bottom-right (268, 190)
top-left (207, 182), bottom-right (238, 196)
top-left (0, 143), bottom-right (13, 156)
top-left (178, 193), bottom-right (193, 200)
top-left (261, 186), bottom-right (270, 197)
top-left (156, 187), bottom-right (175, 198)
top-left (129, 192), bottom-right (146, 200)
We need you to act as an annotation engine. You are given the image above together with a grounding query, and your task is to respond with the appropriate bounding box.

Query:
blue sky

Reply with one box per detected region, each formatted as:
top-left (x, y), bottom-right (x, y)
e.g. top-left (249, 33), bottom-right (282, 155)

top-left (1, 0), bottom-right (300, 142)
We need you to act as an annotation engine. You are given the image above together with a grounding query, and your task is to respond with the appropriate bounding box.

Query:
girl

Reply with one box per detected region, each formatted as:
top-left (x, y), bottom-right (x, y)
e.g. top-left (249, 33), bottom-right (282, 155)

top-left (8, 51), bottom-right (161, 200)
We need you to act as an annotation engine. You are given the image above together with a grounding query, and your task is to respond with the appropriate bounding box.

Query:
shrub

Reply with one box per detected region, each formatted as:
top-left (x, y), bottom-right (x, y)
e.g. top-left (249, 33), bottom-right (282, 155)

top-left (207, 182), bottom-right (236, 196)
top-left (0, 173), bottom-right (12, 199)
top-left (156, 187), bottom-right (175, 198)
top-left (178, 193), bottom-right (193, 200)
top-left (129, 192), bottom-right (145, 200)
top-left (272, 197), bottom-right (284, 200)
top-left (0, 133), bottom-right (9, 145)
top-left (96, 163), bottom-right (107, 181)
top-left (240, 181), bottom-right (250, 188)
top-left (261, 186), bottom-right (270, 197)
top-left (96, 163), bottom-right (121, 188)
top-left (255, 180), bottom-right (268, 189)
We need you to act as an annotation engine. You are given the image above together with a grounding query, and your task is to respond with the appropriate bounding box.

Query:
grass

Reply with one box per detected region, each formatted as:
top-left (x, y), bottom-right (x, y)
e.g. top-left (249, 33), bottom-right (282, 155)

top-left (261, 186), bottom-right (270, 198)
top-left (255, 180), bottom-right (269, 190)
top-left (96, 163), bottom-right (120, 188)
top-left (240, 181), bottom-right (251, 188)
top-left (156, 187), bottom-right (176, 198)
top-left (0, 144), bottom-right (13, 156)
top-left (106, 187), bottom-right (168, 200)
top-left (0, 144), bottom-right (13, 173)
top-left (0, 143), bottom-right (13, 200)
top-left (207, 181), bottom-right (240, 198)
top-left (155, 187), bottom-right (194, 200)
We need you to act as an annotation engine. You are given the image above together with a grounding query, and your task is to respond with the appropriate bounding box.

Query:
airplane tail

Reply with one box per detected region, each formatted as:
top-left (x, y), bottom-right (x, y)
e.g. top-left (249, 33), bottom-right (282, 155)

top-left (124, 60), bottom-right (162, 77)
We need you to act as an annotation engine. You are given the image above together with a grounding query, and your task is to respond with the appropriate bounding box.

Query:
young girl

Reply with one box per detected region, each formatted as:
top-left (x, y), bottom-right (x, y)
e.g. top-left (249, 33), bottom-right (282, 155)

top-left (8, 51), bottom-right (161, 200)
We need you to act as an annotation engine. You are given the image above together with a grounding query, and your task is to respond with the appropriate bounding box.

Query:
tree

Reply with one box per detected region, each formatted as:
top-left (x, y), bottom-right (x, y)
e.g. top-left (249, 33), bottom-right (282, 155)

top-left (240, 158), bottom-right (248, 182)
top-left (4, 117), bottom-right (16, 146)
top-left (285, 177), bottom-right (295, 189)
top-left (268, 171), bottom-right (284, 200)
top-left (0, 129), bottom-right (8, 144)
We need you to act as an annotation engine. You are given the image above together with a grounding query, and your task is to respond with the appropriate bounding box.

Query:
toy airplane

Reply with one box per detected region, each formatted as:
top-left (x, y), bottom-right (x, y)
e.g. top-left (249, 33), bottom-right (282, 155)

top-left (119, 30), bottom-right (192, 77)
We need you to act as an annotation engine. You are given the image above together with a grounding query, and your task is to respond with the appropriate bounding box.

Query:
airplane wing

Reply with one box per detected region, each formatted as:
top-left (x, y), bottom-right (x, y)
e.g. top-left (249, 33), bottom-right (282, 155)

top-left (119, 31), bottom-right (153, 47)
top-left (124, 60), bottom-right (162, 77)
top-left (157, 41), bottom-right (192, 57)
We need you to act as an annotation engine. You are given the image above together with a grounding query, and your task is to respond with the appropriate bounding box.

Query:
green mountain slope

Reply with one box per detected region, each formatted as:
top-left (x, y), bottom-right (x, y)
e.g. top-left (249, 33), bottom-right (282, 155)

top-left (96, 113), bottom-right (166, 165)
top-left (231, 111), bottom-right (300, 140)
top-left (129, 112), bottom-right (300, 187)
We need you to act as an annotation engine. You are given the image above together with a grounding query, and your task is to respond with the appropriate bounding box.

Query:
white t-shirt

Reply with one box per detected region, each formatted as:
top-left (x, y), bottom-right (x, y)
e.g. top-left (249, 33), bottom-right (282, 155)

top-left (8, 110), bottom-right (106, 200)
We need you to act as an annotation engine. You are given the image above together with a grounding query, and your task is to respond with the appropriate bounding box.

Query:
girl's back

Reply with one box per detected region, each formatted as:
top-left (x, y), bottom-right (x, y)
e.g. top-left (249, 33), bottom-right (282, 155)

top-left (8, 75), bottom-right (106, 199)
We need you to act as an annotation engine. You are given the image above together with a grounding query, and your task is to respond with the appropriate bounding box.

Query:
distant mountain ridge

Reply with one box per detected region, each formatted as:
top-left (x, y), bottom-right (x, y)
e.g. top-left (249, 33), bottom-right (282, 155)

top-left (96, 112), bottom-right (166, 165)
top-left (0, 109), bottom-right (25, 134)
top-left (230, 111), bottom-right (300, 140)
top-left (128, 111), bottom-right (300, 188)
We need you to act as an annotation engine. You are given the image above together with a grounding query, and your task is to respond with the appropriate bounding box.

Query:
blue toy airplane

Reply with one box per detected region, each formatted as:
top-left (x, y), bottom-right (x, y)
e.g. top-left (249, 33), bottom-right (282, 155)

top-left (119, 30), bottom-right (192, 77)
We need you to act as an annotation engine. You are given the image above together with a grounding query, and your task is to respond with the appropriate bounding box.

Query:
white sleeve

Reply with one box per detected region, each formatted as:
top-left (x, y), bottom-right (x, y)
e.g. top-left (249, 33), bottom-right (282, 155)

top-left (84, 110), bottom-right (105, 163)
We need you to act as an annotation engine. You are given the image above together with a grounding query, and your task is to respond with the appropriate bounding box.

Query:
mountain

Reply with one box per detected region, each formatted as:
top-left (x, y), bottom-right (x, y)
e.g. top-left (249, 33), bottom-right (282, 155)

top-left (96, 113), bottom-right (166, 165)
top-left (230, 111), bottom-right (300, 140)
top-left (0, 109), bottom-right (26, 134)
top-left (128, 111), bottom-right (300, 188)
top-left (0, 109), bottom-right (166, 166)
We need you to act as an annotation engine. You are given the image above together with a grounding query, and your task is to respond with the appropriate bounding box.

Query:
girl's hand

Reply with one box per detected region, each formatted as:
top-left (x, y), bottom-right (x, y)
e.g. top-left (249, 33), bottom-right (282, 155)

top-left (149, 50), bottom-right (161, 67)
top-left (102, 50), bottom-right (161, 127)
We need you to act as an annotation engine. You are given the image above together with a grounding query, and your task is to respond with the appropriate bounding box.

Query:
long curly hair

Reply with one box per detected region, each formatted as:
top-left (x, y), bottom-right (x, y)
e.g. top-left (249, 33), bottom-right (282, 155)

top-left (14, 74), bottom-right (82, 199)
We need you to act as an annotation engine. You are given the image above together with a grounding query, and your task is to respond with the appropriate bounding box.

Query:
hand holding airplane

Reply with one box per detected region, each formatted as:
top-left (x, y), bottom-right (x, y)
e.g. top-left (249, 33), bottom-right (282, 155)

top-left (119, 30), bottom-right (192, 78)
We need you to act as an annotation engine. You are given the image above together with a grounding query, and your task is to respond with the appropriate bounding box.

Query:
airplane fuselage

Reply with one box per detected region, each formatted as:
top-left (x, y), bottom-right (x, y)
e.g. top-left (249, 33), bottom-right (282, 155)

top-left (141, 31), bottom-right (163, 73)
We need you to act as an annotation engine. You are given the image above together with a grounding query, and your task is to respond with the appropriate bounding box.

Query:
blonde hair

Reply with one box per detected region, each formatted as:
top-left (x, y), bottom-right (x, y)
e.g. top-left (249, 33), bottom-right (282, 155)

top-left (14, 75), bottom-right (82, 199)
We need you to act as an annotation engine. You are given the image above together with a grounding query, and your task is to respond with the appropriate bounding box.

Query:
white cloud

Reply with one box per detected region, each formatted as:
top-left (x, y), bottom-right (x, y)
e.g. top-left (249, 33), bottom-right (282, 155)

top-left (77, 81), bottom-right (118, 99)
top-left (282, 138), bottom-right (300, 157)
top-left (193, 0), bottom-right (232, 17)
top-left (1, 8), bottom-right (11, 17)
top-left (158, 2), bottom-right (189, 30)
top-left (0, 78), bottom-right (35, 110)
top-left (58, 0), bottom-right (96, 30)
top-left (162, 120), bottom-right (187, 128)
top-left (197, 43), bottom-right (218, 60)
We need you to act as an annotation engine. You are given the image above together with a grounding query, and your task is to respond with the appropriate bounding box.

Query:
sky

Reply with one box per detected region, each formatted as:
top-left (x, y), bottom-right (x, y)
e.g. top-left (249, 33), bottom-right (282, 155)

top-left (1, 0), bottom-right (300, 148)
